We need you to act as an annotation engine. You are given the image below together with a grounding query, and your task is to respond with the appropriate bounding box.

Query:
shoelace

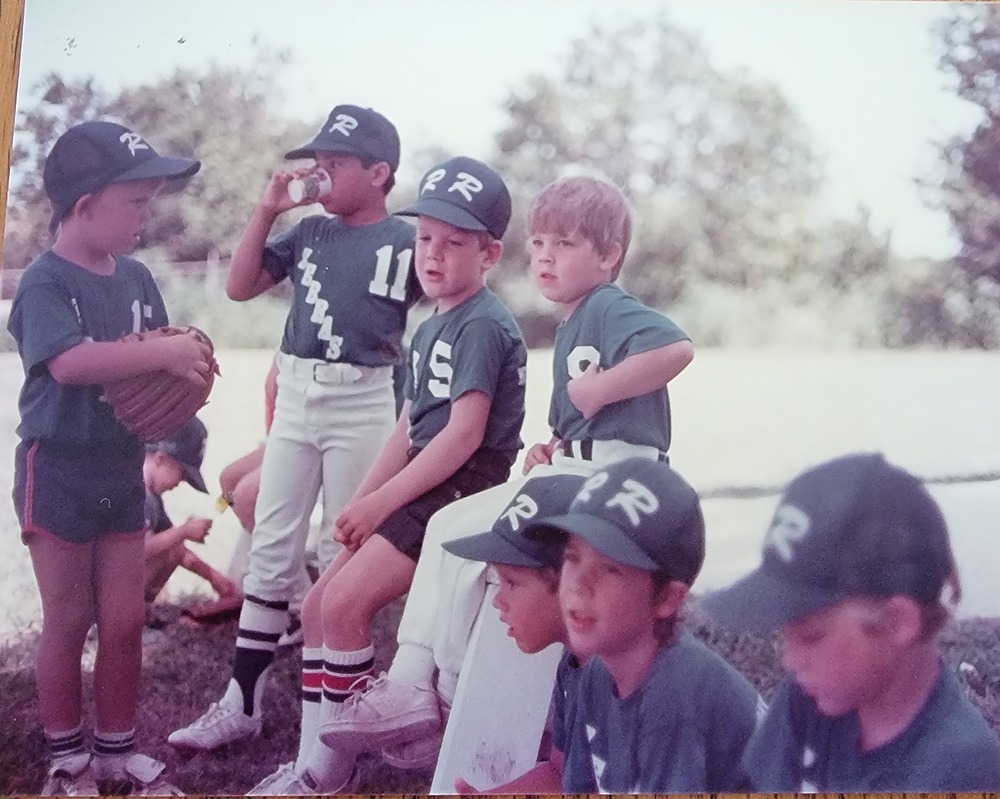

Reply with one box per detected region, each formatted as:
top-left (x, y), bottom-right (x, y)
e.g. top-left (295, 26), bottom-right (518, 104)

top-left (339, 673), bottom-right (386, 709)
top-left (191, 701), bottom-right (239, 729)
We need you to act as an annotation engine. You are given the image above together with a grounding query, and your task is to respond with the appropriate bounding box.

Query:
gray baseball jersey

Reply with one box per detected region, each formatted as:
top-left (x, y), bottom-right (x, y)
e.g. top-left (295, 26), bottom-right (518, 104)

top-left (550, 283), bottom-right (688, 452)
top-left (405, 287), bottom-right (526, 462)
top-left (262, 214), bottom-right (418, 366)
top-left (557, 629), bottom-right (760, 793)
top-left (744, 669), bottom-right (1000, 792)
top-left (551, 649), bottom-right (582, 756)
top-left (8, 251), bottom-right (168, 448)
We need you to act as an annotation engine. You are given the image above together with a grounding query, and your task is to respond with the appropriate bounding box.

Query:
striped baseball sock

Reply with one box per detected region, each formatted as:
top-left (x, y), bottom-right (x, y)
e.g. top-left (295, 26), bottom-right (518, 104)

top-left (45, 722), bottom-right (86, 764)
top-left (92, 728), bottom-right (135, 778)
top-left (233, 594), bottom-right (289, 716)
top-left (295, 646), bottom-right (324, 771)
top-left (322, 645), bottom-right (374, 705)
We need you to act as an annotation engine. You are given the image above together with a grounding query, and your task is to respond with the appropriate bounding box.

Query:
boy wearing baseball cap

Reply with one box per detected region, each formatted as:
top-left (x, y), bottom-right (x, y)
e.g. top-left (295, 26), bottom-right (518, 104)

top-left (8, 120), bottom-right (204, 795)
top-left (523, 457), bottom-right (761, 793)
top-left (702, 452), bottom-right (1000, 792)
top-left (142, 417), bottom-right (239, 615)
top-left (244, 156), bottom-right (527, 794)
top-left (169, 104), bottom-right (419, 753)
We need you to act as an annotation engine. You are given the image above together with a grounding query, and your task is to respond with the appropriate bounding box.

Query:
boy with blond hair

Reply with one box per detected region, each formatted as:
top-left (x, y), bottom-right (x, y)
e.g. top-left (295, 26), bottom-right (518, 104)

top-left (703, 452), bottom-right (1000, 792)
top-left (322, 174), bottom-right (694, 768)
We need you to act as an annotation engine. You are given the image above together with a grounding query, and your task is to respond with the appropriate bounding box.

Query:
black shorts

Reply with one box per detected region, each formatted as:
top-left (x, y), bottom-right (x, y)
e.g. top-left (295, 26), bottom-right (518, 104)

top-left (13, 439), bottom-right (146, 545)
top-left (377, 448), bottom-right (512, 562)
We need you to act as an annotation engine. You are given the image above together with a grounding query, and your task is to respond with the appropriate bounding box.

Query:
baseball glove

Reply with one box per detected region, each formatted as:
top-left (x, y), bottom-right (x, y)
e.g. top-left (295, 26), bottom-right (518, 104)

top-left (102, 325), bottom-right (220, 443)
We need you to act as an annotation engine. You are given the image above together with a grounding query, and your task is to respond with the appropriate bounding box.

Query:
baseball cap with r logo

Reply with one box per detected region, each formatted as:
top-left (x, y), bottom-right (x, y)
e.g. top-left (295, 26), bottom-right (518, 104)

top-left (285, 104), bottom-right (401, 171)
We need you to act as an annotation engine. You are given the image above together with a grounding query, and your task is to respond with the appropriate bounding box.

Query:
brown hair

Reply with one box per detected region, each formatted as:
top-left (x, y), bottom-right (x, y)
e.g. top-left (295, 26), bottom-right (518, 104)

top-left (527, 175), bottom-right (632, 277)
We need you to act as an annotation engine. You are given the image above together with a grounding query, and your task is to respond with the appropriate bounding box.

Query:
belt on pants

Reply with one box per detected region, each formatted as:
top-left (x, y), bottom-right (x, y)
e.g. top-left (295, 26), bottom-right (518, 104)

top-left (559, 438), bottom-right (669, 464)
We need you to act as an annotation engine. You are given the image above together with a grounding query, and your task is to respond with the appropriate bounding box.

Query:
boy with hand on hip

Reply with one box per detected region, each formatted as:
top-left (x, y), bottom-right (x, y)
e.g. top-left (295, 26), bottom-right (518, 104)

top-left (8, 120), bottom-right (205, 795)
top-left (244, 156), bottom-right (526, 794)
top-left (702, 452), bottom-right (1000, 792)
top-left (518, 457), bottom-right (761, 793)
top-left (169, 104), bottom-right (418, 752)
top-left (323, 174), bottom-right (694, 766)
top-left (142, 416), bottom-right (239, 615)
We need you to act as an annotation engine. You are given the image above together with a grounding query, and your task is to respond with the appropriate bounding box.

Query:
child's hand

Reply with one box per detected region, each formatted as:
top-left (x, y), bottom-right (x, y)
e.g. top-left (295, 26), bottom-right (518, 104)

top-left (155, 333), bottom-right (215, 386)
top-left (523, 440), bottom-right (558, 474)
top-left (182, 516), bottom-right (212, 543)
top-left (567, 361), bottom-right (606, 420)
top-left (259, 168), bottom-right (315, 215)
top-left (333, 495), bottom-right (387, 551)
top-left (454, 778), bottom-right (481, 794)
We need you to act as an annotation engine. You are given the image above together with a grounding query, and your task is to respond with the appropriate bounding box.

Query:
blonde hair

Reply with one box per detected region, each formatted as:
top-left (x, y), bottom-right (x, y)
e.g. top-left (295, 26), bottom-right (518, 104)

top-left (527, 176), bottom-right (632, 278)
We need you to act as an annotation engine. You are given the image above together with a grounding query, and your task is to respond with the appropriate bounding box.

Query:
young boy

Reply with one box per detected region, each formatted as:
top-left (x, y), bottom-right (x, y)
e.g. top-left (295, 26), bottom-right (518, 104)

top-left (244, 155), bottom-right (527, 793)
top-left (523, 457), bottom-right (762, 793)
top-left (322, 174), bottom-right (695, 765)
top-left (443, 472), bottom-right (585, 794)
top-left (702, 452), bottom-right (1000, 792)
top-left (169, 104), bottom-right (419, 751)
top-left (8, 120), bottom-right (206, 795)
top-left (142, 416), bottom-right (239, 620)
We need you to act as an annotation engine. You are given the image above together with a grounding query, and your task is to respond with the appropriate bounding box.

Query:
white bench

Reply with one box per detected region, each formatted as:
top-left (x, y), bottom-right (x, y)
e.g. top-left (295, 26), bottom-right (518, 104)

top-left (429, 575), bottom-right (563, 794)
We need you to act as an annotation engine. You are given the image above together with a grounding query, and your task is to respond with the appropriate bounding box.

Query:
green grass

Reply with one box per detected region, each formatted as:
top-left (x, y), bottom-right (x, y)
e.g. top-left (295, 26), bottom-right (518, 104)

top-left (2, 600), bottom-right (999, 795)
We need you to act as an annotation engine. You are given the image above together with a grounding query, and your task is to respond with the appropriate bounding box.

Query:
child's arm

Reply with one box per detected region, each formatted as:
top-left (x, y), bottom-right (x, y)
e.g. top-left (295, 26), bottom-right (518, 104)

top-left (226, 171), bottom-right (303, 301)
top-left (144, 517), bottom-right (212, 557)
top-left (48, 334), bottom-right (213, 385)
top-left (567, 338), bottom-right (694, 420)
top-left (456, 748), bottom-right (564, 794)
top-left (335, 391), bottom-right (491, 550)
top-left (523, 434), bottom-right (562, 474)
top-left (179, 549), bottom-right (241, 598)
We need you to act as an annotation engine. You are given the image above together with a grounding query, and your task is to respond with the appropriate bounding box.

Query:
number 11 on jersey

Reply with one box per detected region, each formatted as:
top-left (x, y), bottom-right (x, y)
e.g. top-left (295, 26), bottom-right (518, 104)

top-left (369, 245), bottom-right (413, 301)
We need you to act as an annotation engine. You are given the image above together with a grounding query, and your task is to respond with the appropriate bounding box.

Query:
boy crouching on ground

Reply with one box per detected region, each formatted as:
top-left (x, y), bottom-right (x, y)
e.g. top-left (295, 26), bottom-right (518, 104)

top-left (521, 457), bottom-right (762, 793)
top-left (702, 452), bottom-right (1000, 792)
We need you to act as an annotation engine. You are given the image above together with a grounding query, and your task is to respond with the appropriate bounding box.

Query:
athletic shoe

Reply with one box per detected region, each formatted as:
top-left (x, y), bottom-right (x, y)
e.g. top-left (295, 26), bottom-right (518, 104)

top-left (41, 753), bottom-right (99, 796)
top-left (246, 761), bottom-right (356, 795)
top-left (167, 692), bottom-right (261, 751)
top-left (319, 673), bottom-right (441, 750)
top-left (380, 728), bottom-right (443, 772)
top-left (277, 615), bottom-right (303, 648)
top-left (91, 753), bottom-right (183, 796)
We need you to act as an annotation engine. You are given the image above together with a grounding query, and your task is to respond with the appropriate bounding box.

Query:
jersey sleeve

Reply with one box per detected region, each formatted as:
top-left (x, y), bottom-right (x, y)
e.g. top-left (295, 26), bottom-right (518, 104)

top-left (741, 677), bottom-right (805, 791)
top-left (698, 670), bottom-right (763, 791)
top-left (7, 278), bottom-right (86, 377)
top-left (261, 218), bottom-right (307, 284)
top-left (137, 263), bottom-right (169, 329)
top-left (602, 295), bottom-right (689, 362)
top-left (447, 317), bottom-right (508, 401)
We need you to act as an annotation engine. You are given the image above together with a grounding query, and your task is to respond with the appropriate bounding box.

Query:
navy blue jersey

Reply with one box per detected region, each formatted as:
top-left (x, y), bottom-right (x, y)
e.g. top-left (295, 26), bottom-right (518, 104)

top-left (262, 214), bottom-right (418, 366)
top-left (549, 283), bottom-right (688, 452)
top-left (745, 669), bottom-right (1000, 792)
top-left (404, 288), bottom-right (526, 462)
top-left (7, 251), bottom-right (168, 448)
top-left (144, 492), bottom-right (171, 534)
top-left (559, 630), bottom-right (760, 793)
top-left (551, 649), bottom-right (582, 756)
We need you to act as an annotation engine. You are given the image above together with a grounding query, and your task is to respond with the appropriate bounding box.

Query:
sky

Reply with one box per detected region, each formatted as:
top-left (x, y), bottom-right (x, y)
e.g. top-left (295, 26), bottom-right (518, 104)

top-left (10, 0), bottom-right (983, 260)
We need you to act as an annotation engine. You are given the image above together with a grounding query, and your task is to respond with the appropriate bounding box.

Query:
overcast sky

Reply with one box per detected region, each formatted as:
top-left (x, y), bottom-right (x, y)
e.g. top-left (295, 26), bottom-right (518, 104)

top-left (12, 0), bottom-right (982, 260)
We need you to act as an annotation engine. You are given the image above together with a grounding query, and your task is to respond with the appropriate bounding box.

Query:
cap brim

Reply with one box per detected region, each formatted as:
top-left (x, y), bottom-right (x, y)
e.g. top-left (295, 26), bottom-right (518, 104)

top-left (180, 463), bottom-right (208, 494)
top-left (526, 514), bottom-right (660, 571)
top-left (396, 197), bottom-right (489, 234)
top-left (114, 156), bottom-right (201, 184)
top-left (284, 142), bottom-right (369, 161)
top-left (699, 567), bottom-right (840, 633)
top-left (443, 530), bottom-right (550, 568)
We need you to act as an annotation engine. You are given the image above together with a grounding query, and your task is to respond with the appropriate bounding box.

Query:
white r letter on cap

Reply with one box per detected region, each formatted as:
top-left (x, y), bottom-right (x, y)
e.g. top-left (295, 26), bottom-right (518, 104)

top-left (422, 168), bottom-right (446, 194)
top-left (448, 173), bottom-right (483, 202)
top-left (502, 494), bottom-right (538, 531)
top-left (329, 114), bottom-right (359, 137)
top-left (765, 505), bottom-right (810, 562)
top-left (575, 472), bottom-right (609, 504)
top-left (606, 479), bottom-right (659, 527)
top-left (119, 132), bottom-right (149, 157)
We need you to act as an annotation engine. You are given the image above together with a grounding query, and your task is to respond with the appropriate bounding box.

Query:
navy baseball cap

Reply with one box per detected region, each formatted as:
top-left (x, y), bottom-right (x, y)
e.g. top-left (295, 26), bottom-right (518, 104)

top-left (146, 417), bottom-right (209, 493)
top-left (44, 121), bottom-right (201, 233)
top-left (443, 474), bottom-right (586, 568)
top-left (700, 453), bottom-right (957, 633)
top-left (285, 104), bottom-right (401, 171)
top-left (525, 458), bottom-right (705, 584)
top-left (397, 156), bottom-right (512, 240)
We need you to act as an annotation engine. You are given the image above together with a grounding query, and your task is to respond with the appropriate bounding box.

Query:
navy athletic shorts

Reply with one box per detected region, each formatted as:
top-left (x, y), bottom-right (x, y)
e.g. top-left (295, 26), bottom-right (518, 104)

top-left (378, 447), bottom-right (512, 562)
top-left (13, 439), bottom-right (146, 545)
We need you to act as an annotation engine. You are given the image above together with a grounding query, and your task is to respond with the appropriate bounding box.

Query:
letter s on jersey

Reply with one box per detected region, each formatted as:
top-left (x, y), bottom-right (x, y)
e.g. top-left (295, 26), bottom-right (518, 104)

top-left (427, 340), bottom-right (453, 398)
top-left (567, 345), bottom-right (601, 378)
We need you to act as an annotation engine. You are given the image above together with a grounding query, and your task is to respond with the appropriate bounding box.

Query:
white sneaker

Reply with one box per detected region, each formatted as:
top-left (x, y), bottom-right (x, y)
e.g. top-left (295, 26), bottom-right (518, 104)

top-left (41, 753), bottom-right (99, 796)
top-left (168, 692), bottom-right (261, 751)
top-left (92, 752), bottom-right (183, 796)
top-left (246, 761), bottom-right (356, 795)
top-left (381, 729), bottom-right (443, 772)
top-left (277, 615), bottom-right (303, 648)
top-left (319, 672), bottom-right (441, 750)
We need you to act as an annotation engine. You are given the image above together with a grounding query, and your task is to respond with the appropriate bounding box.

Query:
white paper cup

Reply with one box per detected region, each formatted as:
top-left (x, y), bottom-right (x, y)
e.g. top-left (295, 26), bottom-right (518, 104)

top-left (288, 169), bottom-right (332, 203)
